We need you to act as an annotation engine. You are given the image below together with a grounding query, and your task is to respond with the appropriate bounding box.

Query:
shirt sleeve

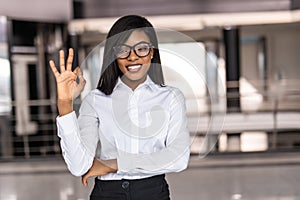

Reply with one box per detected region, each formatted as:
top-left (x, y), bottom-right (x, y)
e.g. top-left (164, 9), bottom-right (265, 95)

top-left (56, 94), bottom-right (99, 176)
top-left (116, 88), bottom-right (190, 175)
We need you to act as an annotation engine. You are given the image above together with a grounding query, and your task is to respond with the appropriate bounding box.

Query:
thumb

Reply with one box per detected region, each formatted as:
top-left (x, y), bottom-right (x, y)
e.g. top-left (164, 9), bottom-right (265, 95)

top-left (79, 75), bottom-right (86, 85)
top-left (77, 74), bottom-right (86, 93)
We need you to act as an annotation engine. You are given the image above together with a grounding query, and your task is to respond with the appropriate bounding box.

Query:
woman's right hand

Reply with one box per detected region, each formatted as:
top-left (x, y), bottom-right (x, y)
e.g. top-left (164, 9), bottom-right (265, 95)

top-left (49, 48), bottom-right (86, 115)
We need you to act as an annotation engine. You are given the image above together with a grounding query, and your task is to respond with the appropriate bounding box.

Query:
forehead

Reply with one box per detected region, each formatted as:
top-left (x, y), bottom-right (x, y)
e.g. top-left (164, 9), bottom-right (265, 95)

top-left (124, 30), bottom-right (150, 46)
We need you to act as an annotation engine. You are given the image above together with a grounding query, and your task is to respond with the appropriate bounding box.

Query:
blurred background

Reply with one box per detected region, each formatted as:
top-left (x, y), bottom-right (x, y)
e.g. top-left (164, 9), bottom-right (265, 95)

top-left (0, 0), bottom-right (300, 199)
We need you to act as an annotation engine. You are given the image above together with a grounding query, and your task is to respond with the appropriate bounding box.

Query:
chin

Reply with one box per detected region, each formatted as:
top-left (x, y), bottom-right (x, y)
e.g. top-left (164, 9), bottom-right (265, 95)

top-left (123, 73), bottom-right (147, 82)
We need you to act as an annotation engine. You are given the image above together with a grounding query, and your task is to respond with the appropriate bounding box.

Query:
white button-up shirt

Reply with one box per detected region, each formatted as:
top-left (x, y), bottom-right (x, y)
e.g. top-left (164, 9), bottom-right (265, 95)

top-left (56, 76), bottom-right (190, 180)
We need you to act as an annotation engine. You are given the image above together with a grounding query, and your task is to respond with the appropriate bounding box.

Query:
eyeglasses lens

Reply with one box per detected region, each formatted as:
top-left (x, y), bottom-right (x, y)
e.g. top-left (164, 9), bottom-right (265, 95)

top-left (115, 43), bottom-right (151, 59)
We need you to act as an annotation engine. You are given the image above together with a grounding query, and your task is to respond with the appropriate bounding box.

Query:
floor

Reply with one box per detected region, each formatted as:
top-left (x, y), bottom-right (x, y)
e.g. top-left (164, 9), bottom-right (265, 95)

top-left (0, 152), bottom-right (300, 200)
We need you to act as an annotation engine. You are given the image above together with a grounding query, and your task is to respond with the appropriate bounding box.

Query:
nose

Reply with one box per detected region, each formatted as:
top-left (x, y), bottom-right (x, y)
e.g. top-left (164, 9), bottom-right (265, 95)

top-left (127, 49), bottom-right (139, 61)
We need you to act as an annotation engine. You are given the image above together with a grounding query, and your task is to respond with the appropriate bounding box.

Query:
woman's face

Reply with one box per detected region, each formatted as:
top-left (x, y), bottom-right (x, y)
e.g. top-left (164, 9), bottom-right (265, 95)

top-left (116, 30), bottom-right (154, 89)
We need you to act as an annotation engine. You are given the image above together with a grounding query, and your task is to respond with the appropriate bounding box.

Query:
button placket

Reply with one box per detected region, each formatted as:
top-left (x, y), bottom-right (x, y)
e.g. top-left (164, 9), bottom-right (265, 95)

top-left (129, 91), bottom-right (139, 154)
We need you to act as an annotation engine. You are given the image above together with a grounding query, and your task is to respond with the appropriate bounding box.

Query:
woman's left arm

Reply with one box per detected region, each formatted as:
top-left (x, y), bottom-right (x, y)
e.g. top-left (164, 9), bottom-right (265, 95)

top-left (116, 88), bottom-right (190, 175)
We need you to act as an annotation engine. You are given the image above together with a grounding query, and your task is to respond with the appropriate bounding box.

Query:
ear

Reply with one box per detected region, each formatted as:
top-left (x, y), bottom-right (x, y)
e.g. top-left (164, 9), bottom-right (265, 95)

top-left (150, 48), bottom-right (154, 59)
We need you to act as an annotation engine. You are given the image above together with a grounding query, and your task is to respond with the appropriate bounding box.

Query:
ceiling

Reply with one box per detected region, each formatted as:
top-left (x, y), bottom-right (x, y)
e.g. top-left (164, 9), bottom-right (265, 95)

top-left (75, 0), bottom-right (300, 18)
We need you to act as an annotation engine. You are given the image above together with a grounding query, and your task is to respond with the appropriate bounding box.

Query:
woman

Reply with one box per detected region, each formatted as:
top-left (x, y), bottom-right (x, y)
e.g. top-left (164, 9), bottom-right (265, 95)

top-left (49, 15), bottom-right (190, 200)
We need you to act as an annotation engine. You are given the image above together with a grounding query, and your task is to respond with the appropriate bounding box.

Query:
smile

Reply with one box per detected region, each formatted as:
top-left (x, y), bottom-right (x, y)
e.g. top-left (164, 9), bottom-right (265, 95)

top-left (126, 64), bottom-right (142, 72)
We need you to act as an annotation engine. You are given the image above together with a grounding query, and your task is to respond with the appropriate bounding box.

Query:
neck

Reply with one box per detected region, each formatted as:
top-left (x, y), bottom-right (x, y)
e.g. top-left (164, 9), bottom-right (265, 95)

top-left (121, 75), bottom-right (147, 91)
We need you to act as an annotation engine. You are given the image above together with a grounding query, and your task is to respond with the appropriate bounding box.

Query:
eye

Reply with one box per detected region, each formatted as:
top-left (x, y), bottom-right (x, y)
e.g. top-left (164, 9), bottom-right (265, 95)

top-left (114, 45), bottom-right (130, 57)
top-left (135, 44), bottom-right (150, 52)
top-left (118, 46), bottom-right (130, 53)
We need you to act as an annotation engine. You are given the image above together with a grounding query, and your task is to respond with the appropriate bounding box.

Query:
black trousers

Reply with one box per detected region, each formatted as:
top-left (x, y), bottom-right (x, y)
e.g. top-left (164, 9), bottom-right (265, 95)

top-left (90, 174), bottom-right (170, 200)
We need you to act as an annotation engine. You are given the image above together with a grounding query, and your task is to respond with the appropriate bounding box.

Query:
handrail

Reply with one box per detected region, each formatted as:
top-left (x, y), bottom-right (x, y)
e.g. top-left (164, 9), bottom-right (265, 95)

top-left (0, 85), bottom-right (300, 160)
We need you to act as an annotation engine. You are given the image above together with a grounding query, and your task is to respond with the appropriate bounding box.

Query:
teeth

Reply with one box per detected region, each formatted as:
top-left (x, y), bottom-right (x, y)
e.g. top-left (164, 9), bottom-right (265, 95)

top-left (127, 65), bottom-right (141, 70)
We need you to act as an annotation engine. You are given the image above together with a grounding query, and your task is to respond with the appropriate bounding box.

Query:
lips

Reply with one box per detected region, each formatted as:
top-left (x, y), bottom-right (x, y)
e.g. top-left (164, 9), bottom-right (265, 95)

top-left (126, 64), bottom-right (142, 72)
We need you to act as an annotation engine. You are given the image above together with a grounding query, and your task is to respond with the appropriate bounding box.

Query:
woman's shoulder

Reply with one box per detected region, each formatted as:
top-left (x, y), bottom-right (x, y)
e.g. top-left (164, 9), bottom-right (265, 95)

top-left (80, 89), bottom-right (107, 102)
top-left (156, 84), bottom-right (184, 96)
top-left (86, 89), bottom-right (107, 97)
top-left (152, 84), bottom-right (185, 103)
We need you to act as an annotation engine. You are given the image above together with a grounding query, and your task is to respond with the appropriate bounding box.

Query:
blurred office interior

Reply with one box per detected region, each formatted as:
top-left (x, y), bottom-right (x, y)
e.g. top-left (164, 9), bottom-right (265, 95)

top-left (0, 0), bottom-right (300, 199)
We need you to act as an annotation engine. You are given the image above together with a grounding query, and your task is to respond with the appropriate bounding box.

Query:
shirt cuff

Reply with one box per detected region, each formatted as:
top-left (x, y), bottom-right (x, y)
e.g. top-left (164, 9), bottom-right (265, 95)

top-left (56, 111), bottom-right (78, 137)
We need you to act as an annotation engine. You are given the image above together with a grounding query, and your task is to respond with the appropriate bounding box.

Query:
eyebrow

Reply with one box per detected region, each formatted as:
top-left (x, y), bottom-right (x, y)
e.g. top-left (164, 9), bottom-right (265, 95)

top-left (122, 41), bottom-right (151, 46)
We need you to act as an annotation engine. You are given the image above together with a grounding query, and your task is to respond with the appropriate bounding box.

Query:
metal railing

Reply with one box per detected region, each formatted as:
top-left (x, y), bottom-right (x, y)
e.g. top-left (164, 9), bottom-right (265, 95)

top-left (0, 79), bottom-right (300, 160)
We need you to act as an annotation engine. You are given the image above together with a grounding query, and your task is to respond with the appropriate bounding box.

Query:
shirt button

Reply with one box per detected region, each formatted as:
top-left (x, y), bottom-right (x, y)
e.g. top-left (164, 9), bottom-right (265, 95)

top-left (122, 181), bottom-right (130, 189)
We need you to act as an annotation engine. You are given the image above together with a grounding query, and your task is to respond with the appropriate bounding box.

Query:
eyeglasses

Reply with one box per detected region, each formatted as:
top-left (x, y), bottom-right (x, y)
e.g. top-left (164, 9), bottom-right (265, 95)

top-left (113, 42), bottom-right (152, 59)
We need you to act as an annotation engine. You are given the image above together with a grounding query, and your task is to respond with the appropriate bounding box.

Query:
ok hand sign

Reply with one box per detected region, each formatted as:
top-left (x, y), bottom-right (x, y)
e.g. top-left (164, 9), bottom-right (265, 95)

top-left (49, 48), bottom-right (86, 101)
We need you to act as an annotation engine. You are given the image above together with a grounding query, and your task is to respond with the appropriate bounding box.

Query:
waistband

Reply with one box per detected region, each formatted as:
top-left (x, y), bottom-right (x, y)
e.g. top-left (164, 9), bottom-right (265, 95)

top-left (95, 174), bottom-right (166, 191)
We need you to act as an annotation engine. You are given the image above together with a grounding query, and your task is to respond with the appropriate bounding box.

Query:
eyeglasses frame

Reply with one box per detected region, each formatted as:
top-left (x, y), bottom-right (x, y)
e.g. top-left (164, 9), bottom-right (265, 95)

top-left (113, 41), bottom-right (153, 59)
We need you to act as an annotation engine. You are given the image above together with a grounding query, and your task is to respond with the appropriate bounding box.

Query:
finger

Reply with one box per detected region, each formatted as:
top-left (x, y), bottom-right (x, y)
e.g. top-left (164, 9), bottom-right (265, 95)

top-left (66, 48), bottom-right (74, 71)
top-left (49, 60), bottom-right (60, 78)
top-left (79, 75), bottom-right (86, 85)
top-left (59, 50), bottom-right (66, 72)
top-left (82, 175), bottom-right (88, 187)
top-left (73, 66), bottom-right (81, 76)
top-left (78, 76), bottom-right (86, 92)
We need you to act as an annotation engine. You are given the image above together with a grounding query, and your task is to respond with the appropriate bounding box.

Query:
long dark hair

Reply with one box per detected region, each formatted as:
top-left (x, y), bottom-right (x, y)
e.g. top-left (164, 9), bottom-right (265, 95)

top-left (97, 15), bottom-right (164, 95)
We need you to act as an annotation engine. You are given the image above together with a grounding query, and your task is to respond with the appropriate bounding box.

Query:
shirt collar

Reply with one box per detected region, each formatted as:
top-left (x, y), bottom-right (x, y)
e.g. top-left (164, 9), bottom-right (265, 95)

top-left (114, 75), bottom-right (156, 92)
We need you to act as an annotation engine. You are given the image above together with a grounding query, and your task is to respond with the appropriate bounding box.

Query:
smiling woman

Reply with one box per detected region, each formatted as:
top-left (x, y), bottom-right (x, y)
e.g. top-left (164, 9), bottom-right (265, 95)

top-left (49, 15), bottom-right (190, 200)
top-left (97, 16), bottom-right (164, 95)
top-left (115, 30), bottom-right (154, 90)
